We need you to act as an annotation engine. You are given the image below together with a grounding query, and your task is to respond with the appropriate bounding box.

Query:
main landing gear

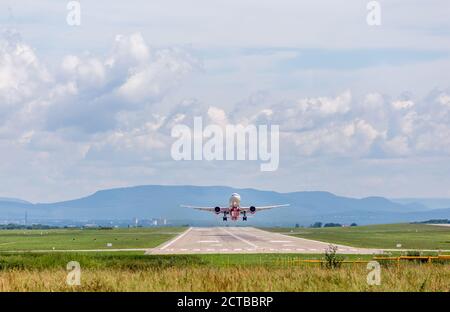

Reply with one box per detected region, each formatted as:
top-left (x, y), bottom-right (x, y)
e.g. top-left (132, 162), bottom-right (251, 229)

top-left (223, 212), bottom-right (228, 221)
top-left (242, 211), bottom-right (247, 221)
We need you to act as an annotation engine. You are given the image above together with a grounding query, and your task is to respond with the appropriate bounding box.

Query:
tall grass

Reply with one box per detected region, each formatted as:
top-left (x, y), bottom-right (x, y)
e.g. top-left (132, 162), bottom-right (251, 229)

top-left (0, 264), bottom-right (449, 292)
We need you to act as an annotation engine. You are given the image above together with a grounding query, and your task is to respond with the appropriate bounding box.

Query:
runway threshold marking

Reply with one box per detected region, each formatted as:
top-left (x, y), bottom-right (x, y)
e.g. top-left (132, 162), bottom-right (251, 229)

top-left (220, 227), bottom-right (258, 249)
top-left (159, 227), bottom-right (192, 250)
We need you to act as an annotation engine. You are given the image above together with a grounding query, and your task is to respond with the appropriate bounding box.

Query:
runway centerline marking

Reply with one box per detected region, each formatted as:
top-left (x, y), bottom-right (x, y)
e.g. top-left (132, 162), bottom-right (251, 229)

top-left (159, 227), bottom-right (192, 250)
top-left (220, 227), bottom-right (258, 248)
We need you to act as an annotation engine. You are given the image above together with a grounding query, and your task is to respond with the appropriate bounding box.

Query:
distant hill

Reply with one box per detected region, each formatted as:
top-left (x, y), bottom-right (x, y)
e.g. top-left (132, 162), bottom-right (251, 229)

top-left (0, 185), bottom-right (449, 226)
top-left (0, 197), bottom-right (31, 205)
top-left (391, 198), bottom-right (450, 210)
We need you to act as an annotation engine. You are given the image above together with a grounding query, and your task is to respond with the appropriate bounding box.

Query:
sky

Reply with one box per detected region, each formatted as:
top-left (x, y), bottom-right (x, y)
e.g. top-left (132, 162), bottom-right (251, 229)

top-left (1, 0), bottom-right (450, 202)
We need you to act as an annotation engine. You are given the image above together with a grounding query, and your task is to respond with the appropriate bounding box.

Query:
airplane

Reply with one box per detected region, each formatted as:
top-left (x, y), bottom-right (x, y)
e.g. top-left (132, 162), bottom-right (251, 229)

top-left (181, 193), bottom-right (289, 221)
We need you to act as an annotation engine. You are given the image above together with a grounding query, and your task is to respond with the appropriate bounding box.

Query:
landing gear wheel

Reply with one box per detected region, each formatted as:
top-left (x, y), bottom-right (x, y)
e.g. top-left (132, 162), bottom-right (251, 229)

top-left (223, 217), bottom-right (227, 221)
top-left (243, 216), bottom-right (247, 221)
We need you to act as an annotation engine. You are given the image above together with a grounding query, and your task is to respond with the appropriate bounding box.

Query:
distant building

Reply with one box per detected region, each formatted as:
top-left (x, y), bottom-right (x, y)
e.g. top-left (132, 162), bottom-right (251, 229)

top-left (136, 218), bottom-right (169, 226)
top-left (83, 223), bottom-right (99, 228)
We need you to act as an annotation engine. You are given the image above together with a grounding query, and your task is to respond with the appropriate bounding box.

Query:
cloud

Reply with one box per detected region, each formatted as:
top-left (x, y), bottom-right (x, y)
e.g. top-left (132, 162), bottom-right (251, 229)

top-left (1, 24), bottom-right (450, 200)
top-left (227, 90), bottom-right (450, 159)
top-left (296, 91), bottom-right (352, 115)
top-left (117, 48), bottom-right (195, 103)
top-left (2, 31), bottom-right (196, 137)
top-left (392, 100), bottom-right (414, 110)
top-left (0, 30), bottom-right (51, 124)
top-left (2, 29), bottom-right (450, 163)
top-left (61, 55), bottom-right (106, 89)
top-left (0, 30), bottom-right (199, 195)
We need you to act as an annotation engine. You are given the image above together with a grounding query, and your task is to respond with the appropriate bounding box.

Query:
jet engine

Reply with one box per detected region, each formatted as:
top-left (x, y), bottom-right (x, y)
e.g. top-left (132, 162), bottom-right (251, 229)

top-left (214, 206), bottom-right (221, 214)
top-left (249, 206), bottom-right (256, 214)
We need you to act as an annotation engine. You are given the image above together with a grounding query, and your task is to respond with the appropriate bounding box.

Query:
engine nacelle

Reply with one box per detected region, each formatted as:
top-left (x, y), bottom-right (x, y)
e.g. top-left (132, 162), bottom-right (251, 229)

top-left (249, 206), bottom-right (256, 214)
top-left (214, 206), bottom-right (221, 214)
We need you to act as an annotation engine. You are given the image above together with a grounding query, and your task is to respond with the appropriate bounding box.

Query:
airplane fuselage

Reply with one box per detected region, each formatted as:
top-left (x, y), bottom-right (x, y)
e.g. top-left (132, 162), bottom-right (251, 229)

top-left (228, 193), bottom-right (241, 220)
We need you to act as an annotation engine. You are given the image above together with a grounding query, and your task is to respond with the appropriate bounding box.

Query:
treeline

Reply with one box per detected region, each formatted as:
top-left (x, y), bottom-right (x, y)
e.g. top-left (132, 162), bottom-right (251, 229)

top-left (309, 222), bottom-right (358, 228)
top-left (0, 224), bottom-right (59, 230)
top-left (413, 219), bottom-right (449, 224)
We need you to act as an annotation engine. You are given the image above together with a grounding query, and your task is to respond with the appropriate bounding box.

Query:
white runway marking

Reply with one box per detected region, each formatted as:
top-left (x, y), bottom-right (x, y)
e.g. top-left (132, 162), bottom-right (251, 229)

top-left (147, 227), bottom-right (383, 255)
top-left (221, 227), bottom-right (258, 248)
top-left (160, 227), bottom-right (192, 250)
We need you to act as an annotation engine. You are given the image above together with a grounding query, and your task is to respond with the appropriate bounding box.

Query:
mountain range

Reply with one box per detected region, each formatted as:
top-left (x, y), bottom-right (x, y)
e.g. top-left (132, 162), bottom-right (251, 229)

top-left (1, 185), bottom-right (449, 226)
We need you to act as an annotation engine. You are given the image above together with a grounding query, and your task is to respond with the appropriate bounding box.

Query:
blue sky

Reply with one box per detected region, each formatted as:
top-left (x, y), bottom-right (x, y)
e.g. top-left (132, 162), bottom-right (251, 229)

top-left (1, 0), bottom-right (450, 202)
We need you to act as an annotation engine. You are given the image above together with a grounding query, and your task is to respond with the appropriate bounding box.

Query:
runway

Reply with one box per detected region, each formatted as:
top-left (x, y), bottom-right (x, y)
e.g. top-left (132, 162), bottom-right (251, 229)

top-left (146, 227), bottom-right (382, 254)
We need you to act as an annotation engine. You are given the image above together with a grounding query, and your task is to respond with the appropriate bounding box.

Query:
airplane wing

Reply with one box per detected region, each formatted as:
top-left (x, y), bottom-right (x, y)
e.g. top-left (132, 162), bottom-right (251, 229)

top-left (240, 204), bottom-right (289, 212)
top-left (180, 205), bottom-right (228, 212)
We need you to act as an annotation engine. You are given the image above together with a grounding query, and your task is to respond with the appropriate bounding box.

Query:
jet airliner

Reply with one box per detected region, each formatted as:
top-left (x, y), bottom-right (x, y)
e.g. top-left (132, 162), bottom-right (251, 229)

top-left (182, 193), bottom-right (289, 221)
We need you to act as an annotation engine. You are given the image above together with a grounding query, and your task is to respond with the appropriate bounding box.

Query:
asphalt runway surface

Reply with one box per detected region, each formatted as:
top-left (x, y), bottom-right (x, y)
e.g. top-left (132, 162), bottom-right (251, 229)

top-left (146, 227), bottom-right (382, 254)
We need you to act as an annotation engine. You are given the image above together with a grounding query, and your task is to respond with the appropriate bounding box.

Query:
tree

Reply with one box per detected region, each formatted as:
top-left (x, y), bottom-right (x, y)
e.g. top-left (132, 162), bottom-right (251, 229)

top-left (324, 223), bottom-right (341, 227)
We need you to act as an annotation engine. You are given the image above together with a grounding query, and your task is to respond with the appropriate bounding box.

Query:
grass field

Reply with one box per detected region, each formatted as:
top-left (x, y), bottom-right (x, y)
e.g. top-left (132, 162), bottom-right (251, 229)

top-left (0, 252), bottom-right (374, 270)
top-left (0, 253), bottom-right (449, 291)
top-left (268, 223), bottom-right (450, 250)
top-left (0, 225), bottom-right (449, 291)
top-left (0, 227), bottom-right (185, 251)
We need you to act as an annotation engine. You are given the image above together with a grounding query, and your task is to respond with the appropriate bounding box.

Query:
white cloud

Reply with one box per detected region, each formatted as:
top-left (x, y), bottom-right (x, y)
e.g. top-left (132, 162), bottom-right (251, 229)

top-left (61, 55), bottom-right (106, 89)
top-left (0, 30), bottom-right (51, 118)
top-left (108, 33), bottom-right (150, 66)
top-left (1, 15), bottom-right (450, 200)
top-left (117, 48), bottom-right (195, 103)
top-left (297, 91), bottom-right (352, 115)
top-left (383, 136), bottom-right (410, 156)
top-left (392, 100), bottom-right (414, 110)
top-left (438, 93), bottom-right (450, 108)
top-left (207, 106), bottom-right (228, 126)
top-left (16, 32), bottom-right (199, 134)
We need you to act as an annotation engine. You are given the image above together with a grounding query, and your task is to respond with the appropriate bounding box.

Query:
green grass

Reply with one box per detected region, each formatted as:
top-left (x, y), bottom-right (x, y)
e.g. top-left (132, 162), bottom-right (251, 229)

top-left (267, 223), bottom-right (450, 250)
top-left (0, 224), bottom-right (448, 291)
top-left (0, 227), bottom-right (185, 251)
top-left (0, 253), bottom-right (449, 291)
top-left (0, 252), bottom-right (378, 270)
